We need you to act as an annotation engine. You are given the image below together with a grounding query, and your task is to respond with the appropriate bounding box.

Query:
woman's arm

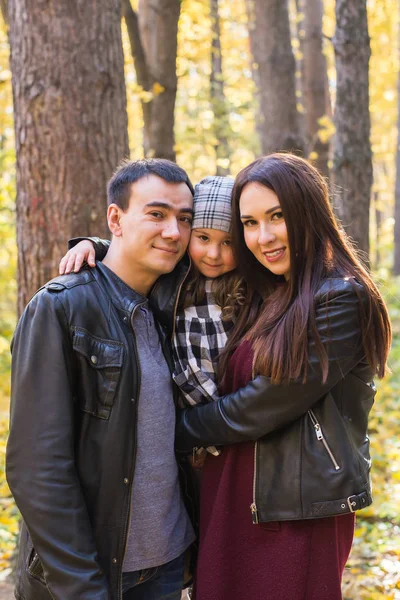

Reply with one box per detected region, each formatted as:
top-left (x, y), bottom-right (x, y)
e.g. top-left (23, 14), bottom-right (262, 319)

top-left (59, 237), bottom-right (110, 274)
top-left (175, 280), bottom-right (367, 451)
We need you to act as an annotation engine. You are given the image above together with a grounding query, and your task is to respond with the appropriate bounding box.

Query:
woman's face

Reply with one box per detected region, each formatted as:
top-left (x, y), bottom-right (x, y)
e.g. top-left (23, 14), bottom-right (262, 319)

top-left (239, 183), bottom-right (290, 280)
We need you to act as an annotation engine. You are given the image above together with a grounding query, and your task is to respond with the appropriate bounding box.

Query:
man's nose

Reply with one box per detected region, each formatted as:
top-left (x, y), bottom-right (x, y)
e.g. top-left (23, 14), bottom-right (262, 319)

top-left (161, 218), bottom-right (180, 241)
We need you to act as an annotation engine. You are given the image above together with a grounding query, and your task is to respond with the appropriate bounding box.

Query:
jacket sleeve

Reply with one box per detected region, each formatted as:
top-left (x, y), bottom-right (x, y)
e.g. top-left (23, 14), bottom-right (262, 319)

top-left (68, 236), bottom-right (110, 260)
top-left (6, 290), bottom-right (110, 599)
top-left (175, 281), bottom-right (366, 452)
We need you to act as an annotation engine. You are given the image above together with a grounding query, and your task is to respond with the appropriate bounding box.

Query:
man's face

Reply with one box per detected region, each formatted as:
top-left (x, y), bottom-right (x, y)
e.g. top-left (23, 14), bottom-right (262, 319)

top-left (113, 175), bottom-right (193, 279)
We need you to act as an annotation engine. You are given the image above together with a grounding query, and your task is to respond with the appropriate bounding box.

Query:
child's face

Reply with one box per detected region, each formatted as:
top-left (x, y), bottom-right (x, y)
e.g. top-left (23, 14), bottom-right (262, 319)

top-left (189, 228), bottom-right (236, 278)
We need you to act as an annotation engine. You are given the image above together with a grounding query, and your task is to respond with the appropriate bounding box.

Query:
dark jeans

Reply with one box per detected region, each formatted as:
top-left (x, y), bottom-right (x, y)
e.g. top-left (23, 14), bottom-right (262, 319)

top-left (122, 552), bottom-right (185, 600)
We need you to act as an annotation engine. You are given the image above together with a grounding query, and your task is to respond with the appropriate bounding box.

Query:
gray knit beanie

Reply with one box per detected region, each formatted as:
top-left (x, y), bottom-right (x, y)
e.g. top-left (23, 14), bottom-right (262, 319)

top-left (192, 176), bottom-right (234, 233)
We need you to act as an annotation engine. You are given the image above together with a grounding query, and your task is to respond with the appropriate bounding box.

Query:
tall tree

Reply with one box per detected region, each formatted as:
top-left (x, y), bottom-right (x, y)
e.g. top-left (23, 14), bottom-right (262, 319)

top-left (0, 0), bottom-right (7, 24)
top-left (245, 0), bottom-right (305, 155)
top-left (9, 0), bottom-right (129, 314)
top-left (394, 5), bottom-right (400, 274)
top-left (210, 0), bottom-right (230, 175)
top-left (332, 0), bottom-right (372, 257)
top-left (122, 0), bottom-right (180, 161)
top-left (299, 0), bottom-right (331, 177)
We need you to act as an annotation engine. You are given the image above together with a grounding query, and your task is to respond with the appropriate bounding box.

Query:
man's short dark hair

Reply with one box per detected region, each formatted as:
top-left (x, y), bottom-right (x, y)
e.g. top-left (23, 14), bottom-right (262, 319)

top-left (107, 158), bottom-right (194, 210)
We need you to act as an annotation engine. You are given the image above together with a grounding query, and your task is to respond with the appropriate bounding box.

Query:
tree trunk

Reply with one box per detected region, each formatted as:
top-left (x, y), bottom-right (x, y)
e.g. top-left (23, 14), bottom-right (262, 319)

top-left (210, 0), bottom-right (230, 175)
top-left (394, 7), bottom-right (400, 274)
top-left (301, 0), bottom-right (331, 178)
top-left (332, 0), bottom-right (372, 258)
top-left (245, 0), bottom-right (305, 155)
top-left (373, 190), bottom-right (382, 270)
top-left (0, 0), bottom-right (7, 24)
top-left (9, 0), bottom-right (129, 314)
top-left (123, 0), bottom-right (180, 161)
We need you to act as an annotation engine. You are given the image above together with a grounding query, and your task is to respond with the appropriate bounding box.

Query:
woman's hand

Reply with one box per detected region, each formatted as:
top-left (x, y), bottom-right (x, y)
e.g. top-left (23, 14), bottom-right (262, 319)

top-left (59, 240), bottom-right (96, 275)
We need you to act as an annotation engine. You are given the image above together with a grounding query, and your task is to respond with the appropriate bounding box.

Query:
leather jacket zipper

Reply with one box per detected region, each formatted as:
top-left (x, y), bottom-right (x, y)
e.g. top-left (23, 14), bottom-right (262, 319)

top-left (250, 441), bottom-right (259, 524)
top-left (250, 359), bottom-right (259, 524)
top-left (171, 258), bottom-right (192, 339)
top-left (308, 409), bottom-right (340, 471)
top-left (119, 302), bottom-right (145, 599)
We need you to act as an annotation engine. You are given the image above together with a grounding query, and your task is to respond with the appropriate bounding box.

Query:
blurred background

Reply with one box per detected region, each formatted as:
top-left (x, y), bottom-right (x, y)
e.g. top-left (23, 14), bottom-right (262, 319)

top-left (0, 0), bottom-right (400, 597)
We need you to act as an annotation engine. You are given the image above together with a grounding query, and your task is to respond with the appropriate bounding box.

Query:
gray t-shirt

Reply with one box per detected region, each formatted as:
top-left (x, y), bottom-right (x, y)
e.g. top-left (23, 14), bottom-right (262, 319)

top-left (122, 302), bottom-right (195, 572)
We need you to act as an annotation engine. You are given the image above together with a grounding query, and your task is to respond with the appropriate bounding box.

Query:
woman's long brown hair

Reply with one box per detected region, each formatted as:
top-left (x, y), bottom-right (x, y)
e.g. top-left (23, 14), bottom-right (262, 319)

top-left (219, 153), bottom-right (391, 384)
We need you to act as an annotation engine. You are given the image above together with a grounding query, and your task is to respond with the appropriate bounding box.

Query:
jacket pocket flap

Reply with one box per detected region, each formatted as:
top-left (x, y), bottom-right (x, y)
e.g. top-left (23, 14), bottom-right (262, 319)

top-left (72, 328), bottom-right (124, 369)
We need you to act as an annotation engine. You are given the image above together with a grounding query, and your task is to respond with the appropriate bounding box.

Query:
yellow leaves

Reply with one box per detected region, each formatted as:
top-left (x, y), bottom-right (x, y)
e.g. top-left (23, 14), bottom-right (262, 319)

top-left (0, 69), bottom-right (11, 82)
top-left (216, 158), bottom-right (230, 169)
top-left (317, 114), bottom-right (335, 144)
top-left (152, 82), bottom-right (165, 96)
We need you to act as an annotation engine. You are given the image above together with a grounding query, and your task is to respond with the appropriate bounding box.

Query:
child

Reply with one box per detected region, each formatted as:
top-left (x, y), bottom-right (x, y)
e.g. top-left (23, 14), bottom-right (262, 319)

top-left (59, 176), bottom-right (248, 447)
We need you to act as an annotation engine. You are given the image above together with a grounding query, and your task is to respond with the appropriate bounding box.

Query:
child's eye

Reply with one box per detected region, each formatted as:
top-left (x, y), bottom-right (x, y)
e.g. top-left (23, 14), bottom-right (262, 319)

top-left (222, 239), bottom-right (232, 246)
top-left (198, 235), bottom-right (209, 242)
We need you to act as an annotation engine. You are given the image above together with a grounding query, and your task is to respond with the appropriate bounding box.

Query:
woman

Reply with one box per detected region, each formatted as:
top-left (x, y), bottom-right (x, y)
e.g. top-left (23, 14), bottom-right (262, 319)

top-left (175, 153), bottom-right (391, 600)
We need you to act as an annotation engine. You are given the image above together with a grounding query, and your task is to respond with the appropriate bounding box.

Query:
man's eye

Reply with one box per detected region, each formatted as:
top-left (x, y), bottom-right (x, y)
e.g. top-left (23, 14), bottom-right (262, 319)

top-left (180, 216), bottom-right (193, 225)
top-left (150, 211), bottom-right (164, 218)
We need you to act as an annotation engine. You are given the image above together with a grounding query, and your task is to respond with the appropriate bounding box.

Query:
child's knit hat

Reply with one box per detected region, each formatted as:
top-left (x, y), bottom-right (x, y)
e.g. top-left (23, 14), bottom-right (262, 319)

top-left (192, 176), bottom-right (234, 233)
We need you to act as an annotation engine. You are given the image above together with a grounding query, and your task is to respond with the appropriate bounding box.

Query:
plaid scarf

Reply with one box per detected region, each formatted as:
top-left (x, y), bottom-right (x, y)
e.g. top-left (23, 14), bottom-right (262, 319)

top-left (172, 279), bottom-right (233, 408)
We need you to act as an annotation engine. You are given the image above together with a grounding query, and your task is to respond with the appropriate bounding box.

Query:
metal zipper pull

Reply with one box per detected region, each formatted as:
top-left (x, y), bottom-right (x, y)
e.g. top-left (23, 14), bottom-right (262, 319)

top-left (314, 423), bottom-right (323, 441)
top-left (250, 503), bottom-right (259, 524)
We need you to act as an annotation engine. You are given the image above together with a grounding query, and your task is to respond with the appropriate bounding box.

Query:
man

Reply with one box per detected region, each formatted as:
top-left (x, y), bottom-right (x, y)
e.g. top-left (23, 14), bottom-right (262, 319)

top-left (6, 159), bottom-right (196, 600)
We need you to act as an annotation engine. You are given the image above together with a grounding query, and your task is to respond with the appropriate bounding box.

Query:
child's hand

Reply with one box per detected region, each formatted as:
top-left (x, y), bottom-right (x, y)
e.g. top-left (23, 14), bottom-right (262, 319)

top-left (59, 240), bottom-right (96, 275)
top-left (189, 447), bottom-right (207, 470)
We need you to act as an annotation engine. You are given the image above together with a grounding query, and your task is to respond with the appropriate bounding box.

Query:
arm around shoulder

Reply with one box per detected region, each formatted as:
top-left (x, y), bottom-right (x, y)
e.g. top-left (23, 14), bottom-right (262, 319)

top-left (68, 236), bottom-right (110, 260)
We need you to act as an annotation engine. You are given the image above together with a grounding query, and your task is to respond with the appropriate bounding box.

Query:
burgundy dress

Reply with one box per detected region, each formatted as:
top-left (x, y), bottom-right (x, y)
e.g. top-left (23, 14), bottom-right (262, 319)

top-left (193, 342), bottom-right (355, 600)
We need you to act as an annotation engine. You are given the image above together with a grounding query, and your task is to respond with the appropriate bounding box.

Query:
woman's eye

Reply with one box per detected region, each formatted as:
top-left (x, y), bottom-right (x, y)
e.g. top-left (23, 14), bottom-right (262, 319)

top-left (271, 211), bottom-right (283, 221)
top-left (242, 219), bottom-right (257, 227)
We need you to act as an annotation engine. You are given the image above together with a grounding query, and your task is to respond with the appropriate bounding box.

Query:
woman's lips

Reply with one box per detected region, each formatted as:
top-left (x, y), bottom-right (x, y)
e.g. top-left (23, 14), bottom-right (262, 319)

top-left (262, 248), bottom-right (286, 262)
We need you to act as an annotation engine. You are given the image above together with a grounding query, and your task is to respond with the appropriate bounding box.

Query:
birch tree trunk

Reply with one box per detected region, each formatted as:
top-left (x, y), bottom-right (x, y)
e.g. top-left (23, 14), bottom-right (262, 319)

top-left (9, 0), bottom-right (129, 314)
top-left (210, 0), bottom-right (230, 175)
top-left (332, 0), bottom-right (372, 258)
top-left (123, 0), bottom-right (180, 161)
top-left (246, 0), bottom-right (305, 155)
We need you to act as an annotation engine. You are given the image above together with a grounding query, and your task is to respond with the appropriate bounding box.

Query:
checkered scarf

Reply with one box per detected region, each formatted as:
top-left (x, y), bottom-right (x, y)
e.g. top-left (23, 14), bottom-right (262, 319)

top-left (192, 176), bottom-right (234, 233)
top-left (172, 279), bottom-right (234, 407)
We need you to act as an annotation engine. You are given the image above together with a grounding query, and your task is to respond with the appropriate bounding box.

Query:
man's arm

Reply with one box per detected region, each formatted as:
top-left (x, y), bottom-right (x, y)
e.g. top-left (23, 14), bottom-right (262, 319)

top-left (6, 290), bottom-right (110, 599)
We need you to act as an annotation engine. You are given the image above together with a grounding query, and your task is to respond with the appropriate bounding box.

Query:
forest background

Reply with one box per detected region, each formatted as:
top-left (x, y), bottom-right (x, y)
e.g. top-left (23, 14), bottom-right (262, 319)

top-left (0, 0), bottom-right (400, 598)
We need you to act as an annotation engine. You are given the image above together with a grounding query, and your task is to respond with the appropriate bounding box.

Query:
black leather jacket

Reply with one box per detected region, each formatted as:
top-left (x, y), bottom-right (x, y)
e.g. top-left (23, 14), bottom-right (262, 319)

top-left (6, 257), bottom-right (193, 600)
top-left (175, 278), bottom-right (376, 523)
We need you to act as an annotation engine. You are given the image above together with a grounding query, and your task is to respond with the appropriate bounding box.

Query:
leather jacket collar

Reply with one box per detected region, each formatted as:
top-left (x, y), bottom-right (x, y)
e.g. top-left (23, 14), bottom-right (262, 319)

top-left (92, 262), bottom-right (147, 316)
